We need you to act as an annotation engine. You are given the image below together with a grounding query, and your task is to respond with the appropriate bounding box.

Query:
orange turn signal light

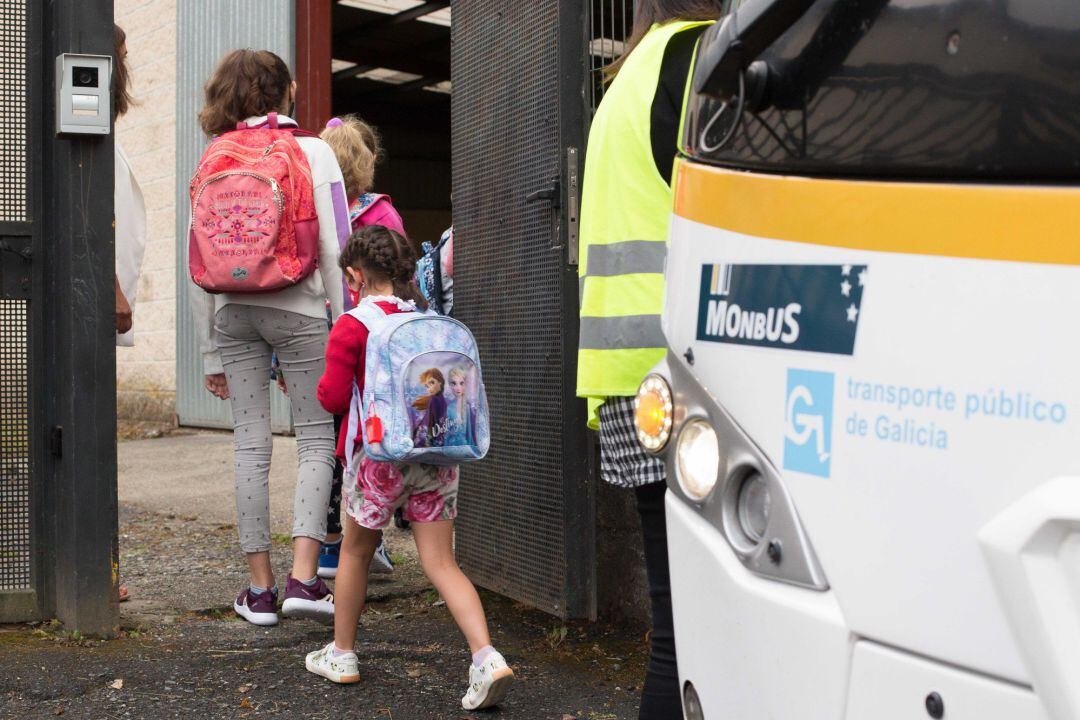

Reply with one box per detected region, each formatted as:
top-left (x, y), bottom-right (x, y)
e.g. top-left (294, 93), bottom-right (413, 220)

top-left (634, 375), bottom-right (673, 452)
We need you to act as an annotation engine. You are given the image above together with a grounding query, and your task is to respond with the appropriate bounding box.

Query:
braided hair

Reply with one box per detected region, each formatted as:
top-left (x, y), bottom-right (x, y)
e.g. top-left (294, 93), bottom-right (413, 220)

top-left (338, 225), bottom-right (427, 308)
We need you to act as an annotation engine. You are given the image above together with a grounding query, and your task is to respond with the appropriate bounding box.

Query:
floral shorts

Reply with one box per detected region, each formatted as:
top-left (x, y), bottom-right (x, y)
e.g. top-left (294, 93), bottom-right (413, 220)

top-left (344, 453), bottom-right (459, 530)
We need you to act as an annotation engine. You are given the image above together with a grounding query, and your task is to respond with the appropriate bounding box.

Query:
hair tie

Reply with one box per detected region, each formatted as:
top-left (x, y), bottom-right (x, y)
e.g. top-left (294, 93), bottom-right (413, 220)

top-left (325, 117), bottom-right (343, 128)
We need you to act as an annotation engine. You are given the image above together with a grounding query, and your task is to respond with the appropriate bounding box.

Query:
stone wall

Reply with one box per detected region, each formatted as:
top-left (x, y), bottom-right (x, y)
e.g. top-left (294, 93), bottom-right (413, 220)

top-left (115, 0), bottom-right (178, 424)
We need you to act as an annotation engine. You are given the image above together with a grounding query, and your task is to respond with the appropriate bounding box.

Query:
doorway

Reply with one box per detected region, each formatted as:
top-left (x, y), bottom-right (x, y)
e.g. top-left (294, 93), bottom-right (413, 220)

top-left (329, 1), bottom-right (452, 247)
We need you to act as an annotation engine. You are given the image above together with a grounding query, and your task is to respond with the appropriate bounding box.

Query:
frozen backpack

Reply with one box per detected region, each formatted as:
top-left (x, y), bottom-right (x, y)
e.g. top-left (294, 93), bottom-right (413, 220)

top-left (188, 112), bottom-right (319, 293)
top-left (343, 297), bottom-right (490, 469)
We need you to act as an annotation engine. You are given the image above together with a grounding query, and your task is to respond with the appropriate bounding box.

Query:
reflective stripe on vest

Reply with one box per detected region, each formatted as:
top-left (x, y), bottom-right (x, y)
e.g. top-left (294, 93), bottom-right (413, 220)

top-left (587, 239), bottom-right (668, 276)
top-left (579, 314), bottom-right (667, 350)
top-left (576, 20), bottom-right (711, 426)
top-left (578, 239), bottom-right (668, 302)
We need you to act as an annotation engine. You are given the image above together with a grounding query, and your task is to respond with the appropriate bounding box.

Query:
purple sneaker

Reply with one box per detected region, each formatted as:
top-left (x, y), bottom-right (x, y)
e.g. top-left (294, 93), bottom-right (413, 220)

top-left (281, 575), bottom-right (335, 624)
top-left (234, 586), bottom-right (279, 626)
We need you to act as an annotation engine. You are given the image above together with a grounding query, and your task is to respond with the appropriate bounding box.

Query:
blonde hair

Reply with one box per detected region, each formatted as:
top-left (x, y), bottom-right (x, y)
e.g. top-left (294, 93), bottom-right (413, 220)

top-left (320, 115), bottom-right (383, 201)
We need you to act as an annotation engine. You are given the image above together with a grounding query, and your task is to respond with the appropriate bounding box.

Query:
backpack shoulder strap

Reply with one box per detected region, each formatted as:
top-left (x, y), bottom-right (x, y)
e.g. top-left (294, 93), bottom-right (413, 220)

top-left (351, 193), bottom-right (391, 219)
top-left (346, 300), bottom-right (386, 332)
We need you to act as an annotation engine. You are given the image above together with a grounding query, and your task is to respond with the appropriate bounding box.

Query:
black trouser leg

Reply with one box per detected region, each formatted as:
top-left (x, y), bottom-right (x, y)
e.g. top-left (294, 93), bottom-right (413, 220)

top-left (326, 415), bottom-right (344, 537)
top-left (635, 481), bottom-right (682, 720)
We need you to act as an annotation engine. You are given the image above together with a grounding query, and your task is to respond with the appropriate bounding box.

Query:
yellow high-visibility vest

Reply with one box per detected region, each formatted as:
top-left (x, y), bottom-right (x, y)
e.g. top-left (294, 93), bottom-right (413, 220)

top-left (577, 20), bottom-right (711, 428)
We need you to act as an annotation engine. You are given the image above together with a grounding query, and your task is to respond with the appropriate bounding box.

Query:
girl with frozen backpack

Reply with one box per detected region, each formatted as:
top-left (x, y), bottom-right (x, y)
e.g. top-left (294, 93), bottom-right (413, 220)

top-left (306, 225), bottom-right (514, 711)
top-left (188, 49), bottom-right (348, 626)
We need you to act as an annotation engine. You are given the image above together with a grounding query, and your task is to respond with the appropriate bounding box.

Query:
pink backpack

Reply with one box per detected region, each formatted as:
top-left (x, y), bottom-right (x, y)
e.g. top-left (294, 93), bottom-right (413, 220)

top-left (189, 113), bottom-right (319, 293)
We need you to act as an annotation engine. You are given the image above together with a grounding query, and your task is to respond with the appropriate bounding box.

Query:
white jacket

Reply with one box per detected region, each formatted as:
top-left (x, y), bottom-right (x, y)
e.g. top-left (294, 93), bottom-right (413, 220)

top-left (187, 115), bottom-right (349, 375)
top-left (115, 140), bottom-right (146, 347)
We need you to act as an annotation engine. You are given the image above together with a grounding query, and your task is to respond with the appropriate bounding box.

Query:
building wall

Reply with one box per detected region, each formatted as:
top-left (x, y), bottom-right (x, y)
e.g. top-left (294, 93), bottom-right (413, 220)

top-left (174, 0), bottom-right (295, 432)
top-left (115, 0), bottom-right (178, 424)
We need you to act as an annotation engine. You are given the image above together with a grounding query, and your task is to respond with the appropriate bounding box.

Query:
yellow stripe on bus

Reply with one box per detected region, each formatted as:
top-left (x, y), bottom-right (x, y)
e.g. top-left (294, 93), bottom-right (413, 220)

top-left (673, 162), bottom-right (1080, 266)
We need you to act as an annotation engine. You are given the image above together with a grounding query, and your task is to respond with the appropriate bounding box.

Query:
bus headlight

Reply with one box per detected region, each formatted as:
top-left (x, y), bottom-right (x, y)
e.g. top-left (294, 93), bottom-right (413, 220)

top-left (736, 471), bottom-right (771, 544)
top-left (635, 375), bottom-right (673, 452)
top-left (676, 419), bottom-right (720, 500)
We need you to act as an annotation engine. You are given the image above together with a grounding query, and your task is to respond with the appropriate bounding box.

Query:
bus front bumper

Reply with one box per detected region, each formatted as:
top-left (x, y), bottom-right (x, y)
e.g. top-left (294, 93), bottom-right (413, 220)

top-left (667, 492), bottom-right (850, 719)
top-left (667, 494), bottom-right (1049, 719)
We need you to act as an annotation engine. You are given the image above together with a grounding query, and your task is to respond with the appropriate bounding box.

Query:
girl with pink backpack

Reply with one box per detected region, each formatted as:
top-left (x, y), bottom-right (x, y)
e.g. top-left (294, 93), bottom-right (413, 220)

top-left (187, 49), bottom-right (351, 627)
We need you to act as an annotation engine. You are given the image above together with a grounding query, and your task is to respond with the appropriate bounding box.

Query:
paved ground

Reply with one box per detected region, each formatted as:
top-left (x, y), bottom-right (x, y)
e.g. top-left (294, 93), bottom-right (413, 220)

top-left (0, 432), bottom-right (647, 720)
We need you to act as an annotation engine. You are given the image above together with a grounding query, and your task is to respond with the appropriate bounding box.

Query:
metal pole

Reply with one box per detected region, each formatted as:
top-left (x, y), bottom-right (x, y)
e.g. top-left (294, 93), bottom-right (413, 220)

top-left (42, 0), bottom-right (118, 637)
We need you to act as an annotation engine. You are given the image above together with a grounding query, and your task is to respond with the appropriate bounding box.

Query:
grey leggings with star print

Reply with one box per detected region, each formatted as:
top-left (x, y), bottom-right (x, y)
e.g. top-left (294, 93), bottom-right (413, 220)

top-left (215, 305), bottom-right (337, 553)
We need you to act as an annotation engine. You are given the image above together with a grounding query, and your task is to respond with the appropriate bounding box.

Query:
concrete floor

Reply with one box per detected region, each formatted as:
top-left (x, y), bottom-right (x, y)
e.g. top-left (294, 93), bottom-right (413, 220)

top-left (0, 431), bottom-right (647, 720)
top-left (118, 430), bottom-right (297, 531)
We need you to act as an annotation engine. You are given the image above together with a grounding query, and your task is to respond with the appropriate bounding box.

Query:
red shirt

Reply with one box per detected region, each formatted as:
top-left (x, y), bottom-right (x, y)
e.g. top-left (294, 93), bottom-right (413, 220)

top-left (317, 301), bottom-right (412, 458)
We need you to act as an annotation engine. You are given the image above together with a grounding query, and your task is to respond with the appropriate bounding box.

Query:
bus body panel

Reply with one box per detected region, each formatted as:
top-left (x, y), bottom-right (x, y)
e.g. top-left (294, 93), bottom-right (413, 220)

top-left (845, 641), bottom-right (1046, 720)
top-left (661, 162), bottom-right (1080, 686)
top-left (668, 495), bottom-right (850, 720)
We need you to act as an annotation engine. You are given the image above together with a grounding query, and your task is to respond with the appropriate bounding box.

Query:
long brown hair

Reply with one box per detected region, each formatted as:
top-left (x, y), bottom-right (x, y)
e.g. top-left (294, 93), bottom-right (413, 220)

top-left (112, 24), bottom-right (134, 119)
top-left (199, 49), bottom-right (292, 136)
top-left (604, 0), bottom-right (727, 81)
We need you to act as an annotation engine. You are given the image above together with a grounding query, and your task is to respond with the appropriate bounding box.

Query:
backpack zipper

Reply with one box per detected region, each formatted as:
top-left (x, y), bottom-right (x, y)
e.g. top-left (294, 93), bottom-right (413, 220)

top-left (192, 135), bottom-right (314, 197)
top-left (190, 170), bottom-right (283, 226)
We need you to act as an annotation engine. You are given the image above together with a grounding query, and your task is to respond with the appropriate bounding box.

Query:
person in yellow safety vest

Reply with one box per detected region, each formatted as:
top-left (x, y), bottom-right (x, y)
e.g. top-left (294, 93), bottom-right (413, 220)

top-left (577, 2), bottom-right (726, 718)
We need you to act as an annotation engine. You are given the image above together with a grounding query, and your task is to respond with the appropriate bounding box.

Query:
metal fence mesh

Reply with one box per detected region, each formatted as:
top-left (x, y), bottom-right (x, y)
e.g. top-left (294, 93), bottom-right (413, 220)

top-left (450, 1), bottom-right (570, 615)
top-left (0, 300), bottom-right (31, 590)
top-left (588, 0), bottom-right (632, 112)
top-left (0, 0), bottom-right (26, 222)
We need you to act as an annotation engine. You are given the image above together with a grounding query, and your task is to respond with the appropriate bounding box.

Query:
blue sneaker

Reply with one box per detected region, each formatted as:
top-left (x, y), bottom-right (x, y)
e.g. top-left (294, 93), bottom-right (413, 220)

top-left (371, 539), bottom-right (394, 574)
top-left (317, 538), bottom-right (341, 579)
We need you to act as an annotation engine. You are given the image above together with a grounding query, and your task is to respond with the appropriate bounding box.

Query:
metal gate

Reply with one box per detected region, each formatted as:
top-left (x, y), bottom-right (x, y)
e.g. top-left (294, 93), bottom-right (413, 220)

top-left (1, 0), bottom-right (117, 634)
top-left (451, 0), bottom-right (595, 618)
top-left (0, 0), bottom-right (35, 621)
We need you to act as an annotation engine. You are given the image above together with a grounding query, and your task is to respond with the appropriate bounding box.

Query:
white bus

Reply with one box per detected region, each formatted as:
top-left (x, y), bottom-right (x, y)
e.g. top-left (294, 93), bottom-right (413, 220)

top-left (633, 0), bottom-right (1080, 718)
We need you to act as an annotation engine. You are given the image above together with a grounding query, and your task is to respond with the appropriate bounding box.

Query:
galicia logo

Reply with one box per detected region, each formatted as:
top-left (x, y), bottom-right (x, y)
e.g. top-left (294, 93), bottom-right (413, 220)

top-left (696, 264), bottom-right (867, 355)
top-left (783, 369), bottom-right (834, 478)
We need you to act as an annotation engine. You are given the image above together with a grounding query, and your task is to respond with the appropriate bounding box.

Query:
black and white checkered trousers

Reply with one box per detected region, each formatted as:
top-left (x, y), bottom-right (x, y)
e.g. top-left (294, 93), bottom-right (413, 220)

top-left (598, 396), bottom-right (667, 488)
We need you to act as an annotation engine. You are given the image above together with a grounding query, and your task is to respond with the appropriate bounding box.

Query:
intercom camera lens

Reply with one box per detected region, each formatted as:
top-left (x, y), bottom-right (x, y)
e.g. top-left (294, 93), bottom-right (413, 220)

top-left (72, 66), bottom-right (99, 88)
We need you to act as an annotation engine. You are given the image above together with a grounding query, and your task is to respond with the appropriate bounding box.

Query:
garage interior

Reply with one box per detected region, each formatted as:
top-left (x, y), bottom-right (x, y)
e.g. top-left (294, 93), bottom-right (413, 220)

top-left (323, 0), bottom-right (629, 250)
top-left (329, 0), bottom-right (453, 247)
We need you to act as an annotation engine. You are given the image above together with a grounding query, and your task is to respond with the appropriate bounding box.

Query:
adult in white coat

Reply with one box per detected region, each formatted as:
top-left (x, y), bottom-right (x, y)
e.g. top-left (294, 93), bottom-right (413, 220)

top-left (113, 24), bottom-right (146, 346)
top-left (113, 24), bottom-right (145, 603)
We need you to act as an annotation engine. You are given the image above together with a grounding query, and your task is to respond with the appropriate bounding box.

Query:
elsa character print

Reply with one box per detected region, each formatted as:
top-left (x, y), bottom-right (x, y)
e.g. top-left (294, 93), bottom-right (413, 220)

top-left (444, 366), bottom-right (476, 447)
top-left (412, 368), bottom-right (448, 447)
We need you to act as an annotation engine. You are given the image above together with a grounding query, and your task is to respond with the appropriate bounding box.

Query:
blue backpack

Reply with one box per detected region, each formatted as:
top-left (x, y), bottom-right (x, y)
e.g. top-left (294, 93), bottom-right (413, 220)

top-left (416, 226), bottom-right (453, 315)
top-left (343, 297), bottom-right (489, 470)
